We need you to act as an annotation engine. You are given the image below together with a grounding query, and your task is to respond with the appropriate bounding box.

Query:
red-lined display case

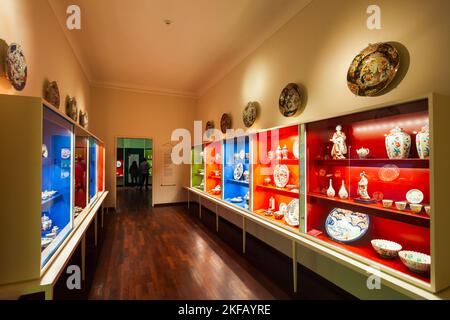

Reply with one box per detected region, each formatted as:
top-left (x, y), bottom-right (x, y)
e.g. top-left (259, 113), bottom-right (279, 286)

top-left (305, 99), bottom-right (431, 284)
top-left (98, 142), bottom-right (105, 192)
top-left (252, 125), bottom-right (300, 230)
top-left (74, 135), bottom-right (88, 211)
top-left (204, 141), bottom-right (222, 199)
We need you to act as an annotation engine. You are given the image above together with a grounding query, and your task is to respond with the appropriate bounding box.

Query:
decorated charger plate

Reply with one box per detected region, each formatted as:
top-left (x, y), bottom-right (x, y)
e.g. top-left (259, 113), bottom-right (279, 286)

top-left (273, 164), bottom-right (289, 188)
top-left (378, 164), bottom-right (400, 182)
top-left (347, 42), bottom-right (400, 96)
top-left (5, 43), bottom-right (27, 91)
top-left (243, 102), bottom-right (258, 127)
top-left (279, 83), bottom-right (301, 117)
top-left (406, 189), bottom-right (424, 204)
top-left (325, 208), bottom-right (370, 243)
top-left (234, 163), bottom-right (244, 180)
top-left (220, 113), bottom-right (232, 133)
top-left (285, 199), bottom-right (299, 227)
top-left (293, 137), bottom-right (299, 159)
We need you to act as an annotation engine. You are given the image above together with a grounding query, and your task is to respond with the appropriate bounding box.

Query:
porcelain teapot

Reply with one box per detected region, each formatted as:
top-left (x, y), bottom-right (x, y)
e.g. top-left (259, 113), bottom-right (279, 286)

top-left (356, 147), bottom-right (370, 159)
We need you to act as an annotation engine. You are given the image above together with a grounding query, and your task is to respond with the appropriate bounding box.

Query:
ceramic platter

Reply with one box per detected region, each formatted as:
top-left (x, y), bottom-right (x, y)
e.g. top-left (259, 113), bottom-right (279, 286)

top-left (378, 164), bottom-right (400, 182)
top-left (273, 164), bottom-right (289, 188)
top-left (220, 113), bottom-right (232, 134)
top-left (5, 43), bottom-right (27, 91)
top-left (347, 42), bottom-right (400, 96)
top-left (325, 208), bottom-right (370, 243)
top-left (230, 197), bottom-right (243, 203)
top-left (279, 83), bottom-right (301, 117)
top-left (293, 137), bottom-right (299, 159)
top-left (243, 102), bottom-right (258, 127)
top-left (234, 163), bottom-right (244, 180)
top-left (406, 189), bottom-right (424, 204)
top-left (44, 81), bottom-right (60, 108)
top-left (284, 199), bottom-right (299, 227)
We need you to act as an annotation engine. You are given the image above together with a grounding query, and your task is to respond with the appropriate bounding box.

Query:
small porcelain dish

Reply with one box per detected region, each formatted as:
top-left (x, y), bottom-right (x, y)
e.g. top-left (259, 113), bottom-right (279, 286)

top-left (409, 203), bottom-right (423, 213)
top-left (371, 239), bottom-right (402, 259)
top-left (398, 250), bottom-right (431, 274)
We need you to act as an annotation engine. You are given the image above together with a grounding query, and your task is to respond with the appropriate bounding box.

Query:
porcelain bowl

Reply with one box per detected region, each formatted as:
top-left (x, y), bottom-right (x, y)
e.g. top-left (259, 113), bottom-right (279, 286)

top-left (371, 239), bottom-right (402, 259)
top-left (399, 250), bottom-right (431, 273)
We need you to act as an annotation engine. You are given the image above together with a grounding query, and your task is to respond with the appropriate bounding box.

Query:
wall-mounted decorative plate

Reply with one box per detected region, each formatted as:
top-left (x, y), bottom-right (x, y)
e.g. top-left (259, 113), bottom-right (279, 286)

top-left (325, 208), bottom-right (370, 243)
top-left (243, 102), bottom-right (257, 127)
top-left (44, 81), bottom-right (60, 108)
top-left (220, 113), bottom-right (232, 133)
top-left (66, 96), bottom-right (78, 121)
top-left (79, 110), bottom-right (88, 128)
top-left (279, 83), bottom-right (301, 117)
top-left (5, 43), bottom-right (27, 91)
top-left (347, 42), bottom-right (400, 96)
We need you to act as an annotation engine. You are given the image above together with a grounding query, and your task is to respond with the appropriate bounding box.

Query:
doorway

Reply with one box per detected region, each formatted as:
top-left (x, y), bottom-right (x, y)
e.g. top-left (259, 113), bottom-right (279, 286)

top-left (116, 138), bottom-right (153, 208)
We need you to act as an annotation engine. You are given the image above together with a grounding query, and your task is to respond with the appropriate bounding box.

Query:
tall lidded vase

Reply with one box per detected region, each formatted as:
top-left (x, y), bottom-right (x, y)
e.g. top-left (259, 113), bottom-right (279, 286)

top-left (385, 127), bottom-right (411, 159)
top-left (416, 125), bottom-right (430, 159)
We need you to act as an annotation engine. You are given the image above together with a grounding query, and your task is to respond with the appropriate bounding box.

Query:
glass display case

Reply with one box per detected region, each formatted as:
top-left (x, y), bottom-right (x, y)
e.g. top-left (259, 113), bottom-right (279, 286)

top-left (252, 125), bottom-right (300, 230)
top-left (88, 137), bottom-right (97, 203)
top-left (204, 140), bottom-right (222, 198)
top-left (41, 106), bottom-right (74, 267)
top-left (74, 130), bottom-right (88, 220)
top-left (191, 145), bottom-right (205, 191)
top-left (97, 141), bottom-right (105, 193)
top-left (304, 99), bottom-right (431, 283)
top-left (223, 135), bottom-right (251, 209)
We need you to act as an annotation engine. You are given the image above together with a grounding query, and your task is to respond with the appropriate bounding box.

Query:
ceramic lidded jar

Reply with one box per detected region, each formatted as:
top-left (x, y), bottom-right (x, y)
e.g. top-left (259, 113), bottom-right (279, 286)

top-left (416, 125), bottom-right (430, 159)
top-left (385, 127), bottom-right (411, 159)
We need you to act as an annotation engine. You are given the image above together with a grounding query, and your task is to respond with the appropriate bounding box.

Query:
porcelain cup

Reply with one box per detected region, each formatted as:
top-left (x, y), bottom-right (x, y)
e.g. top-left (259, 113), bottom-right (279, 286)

top-left (382, 199), bottom-right (393, 208)
top-left (395, 201), bottom-right (407, 211)
top-left (424, 205), bottom-right (431, 216)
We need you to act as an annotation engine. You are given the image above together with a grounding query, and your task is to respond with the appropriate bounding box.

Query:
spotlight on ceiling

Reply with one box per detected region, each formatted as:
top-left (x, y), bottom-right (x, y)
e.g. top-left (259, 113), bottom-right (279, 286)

top-left (163, 19), bottom-right (173, 26)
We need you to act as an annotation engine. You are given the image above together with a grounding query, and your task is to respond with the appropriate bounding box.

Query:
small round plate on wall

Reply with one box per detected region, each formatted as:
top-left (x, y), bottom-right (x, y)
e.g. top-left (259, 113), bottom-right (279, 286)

top-left (220, 113), bottom-right (232, 133)
top-left (279, 83), bottom-right (301, 117)
top-left (243, 101), bottom-right (258, 127)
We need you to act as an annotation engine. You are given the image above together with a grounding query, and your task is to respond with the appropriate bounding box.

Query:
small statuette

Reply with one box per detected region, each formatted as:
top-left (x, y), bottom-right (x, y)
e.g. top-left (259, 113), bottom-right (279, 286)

top-left (385, 127), bottom-right (411, 159)
top-left (282, 145), bottom-right (289, 160)
top-left (327, 179), bottom-right (335, 198)
top-left (275, 146), bottom-right (282, 160)
top-left (416, 125), bottom-right (430, 159)
top-left (330, 125), bottom-right (347, 159)
top-left (356, 147), bottom-right (370, 159)
top-left (338, 180), bottom-right (349, 199)
top-left (358, 171), bottom-right (371, 200)
top-left (269, 196), bottom-right (276, 211)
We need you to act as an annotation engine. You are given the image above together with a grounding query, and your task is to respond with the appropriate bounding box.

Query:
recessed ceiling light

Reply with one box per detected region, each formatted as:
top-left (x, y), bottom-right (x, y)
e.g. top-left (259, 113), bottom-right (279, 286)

top-left (164, 19), bottom-right (173, 26)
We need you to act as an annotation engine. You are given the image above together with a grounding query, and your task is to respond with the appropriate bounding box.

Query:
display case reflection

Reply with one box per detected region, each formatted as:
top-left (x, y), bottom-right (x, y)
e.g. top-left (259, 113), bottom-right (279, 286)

top-left (41, 107), bottom-right (74, 266)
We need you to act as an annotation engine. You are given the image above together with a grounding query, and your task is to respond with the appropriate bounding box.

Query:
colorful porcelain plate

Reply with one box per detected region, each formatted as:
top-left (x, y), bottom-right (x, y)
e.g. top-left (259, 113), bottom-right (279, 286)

top-left (279, 83), bottom-right (301, 117)
top-left (293, 137), bottom-right (299, 159)
top-left (273, 164), bottom-right (289, 188)
top-left (220, 113), bottom-right (232, 133)
top-left (5, 43), bottom-right (27, 91)
top-left (285, 199), bottom-right (299, 227)
top-left (61, 148), bottom-right (71, 159)
top-left (347, 42), bottom-right (400, 96)
top-left (234, 163), bottom-right (244, 180)
top-left (44, 81), bottom-right (60, 108)
top-left (325, 208), bottom-right (370, 243)
top-left (243, 102), bottom-right (257, 127)
top-left (406, 189), bottom-right (424, 204)
top-left (378, 164), bottom-right (400, 182)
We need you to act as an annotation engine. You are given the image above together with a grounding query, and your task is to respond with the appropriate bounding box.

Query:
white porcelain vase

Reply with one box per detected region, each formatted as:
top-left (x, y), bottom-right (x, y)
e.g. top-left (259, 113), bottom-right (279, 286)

top-left (416, 125), bottom-right (430, 159)
top-left (385, 127), bottom-right (411, 159)
top-left (327, 179), bottom-right (335, 198)
top-left (338, 180), bottom-right (349, 199)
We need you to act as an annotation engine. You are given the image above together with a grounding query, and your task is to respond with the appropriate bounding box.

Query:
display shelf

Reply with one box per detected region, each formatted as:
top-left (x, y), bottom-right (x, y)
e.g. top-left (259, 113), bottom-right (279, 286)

top-left (256, 184), bottom-right (299, 198)
top-left (41, 193), bottom-right (63, 209)
top-left (254, 209), bottom-right (299, 230)
top-left (312, 233), bottom-right (430, 283)
top-left (258, 159), bottom-right (299, 166)
top-left (227, 179), bottom-right (249, 186)
top-left (190, 145), bottom-right (205, 190)
top-left (205, 141), bottom-right (222, 197)
top-left (308, 192), bottom-right (430, 227)
top-left (314, 158), bottom-right (429, 169)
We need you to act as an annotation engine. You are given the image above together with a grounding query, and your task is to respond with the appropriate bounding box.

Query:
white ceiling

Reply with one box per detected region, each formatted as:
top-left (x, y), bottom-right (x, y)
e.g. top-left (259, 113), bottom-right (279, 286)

top-left (49, 0), bottom-right (312, 97)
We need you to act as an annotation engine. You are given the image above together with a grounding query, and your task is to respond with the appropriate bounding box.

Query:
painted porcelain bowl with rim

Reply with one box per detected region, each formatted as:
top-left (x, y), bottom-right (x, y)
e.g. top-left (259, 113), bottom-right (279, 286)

top-left (371, 239), bottom-right (402, 259)
top-left (398, 250), bottom-right (431, 273)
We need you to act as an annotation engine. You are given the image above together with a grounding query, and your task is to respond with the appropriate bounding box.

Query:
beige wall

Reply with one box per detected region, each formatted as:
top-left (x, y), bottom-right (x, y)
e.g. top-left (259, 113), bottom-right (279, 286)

top-left (0, 0), bottom-right (90, 119)
top-left (194, 0), bottom-right (450, 299)
top-left (90, 86), bottom-right (196, 207)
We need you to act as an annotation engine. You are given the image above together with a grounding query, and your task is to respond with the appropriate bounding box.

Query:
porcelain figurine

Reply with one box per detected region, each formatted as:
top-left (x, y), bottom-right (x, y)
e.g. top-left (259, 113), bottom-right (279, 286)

top-left (282, 145), bottom-right (289, 160)
top-left (338, 180), bottom-right (349, 199)
top-left (275, 146), bottom-right (282, 160)
top-left (356, 147), bottom-right (370, 159)
top-left (269, 196), bottom-right (276, 211)
top-left (330, 125), bottom-right (347, 159)
top-left (326, 179), bottom-right (336, 198)
top-left (385, 127), bottom-right (411, 159)
top-left (358, 171), bottom-right (371, 200)
top-left (416, 125), bottom-right (430, 159)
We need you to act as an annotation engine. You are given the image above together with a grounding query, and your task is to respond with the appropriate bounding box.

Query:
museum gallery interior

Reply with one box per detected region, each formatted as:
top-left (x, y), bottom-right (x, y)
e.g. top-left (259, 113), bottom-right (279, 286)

top-left (0, 0), bottom-right (450, 301)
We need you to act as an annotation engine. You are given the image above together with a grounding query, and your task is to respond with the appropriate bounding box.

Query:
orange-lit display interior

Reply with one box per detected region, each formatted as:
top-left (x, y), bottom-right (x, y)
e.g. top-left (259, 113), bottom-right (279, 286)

top-left (205, 141), bottom-right (222, 199)
top-left (98, 143), bottom-right (104, 192)
top-left (306, 99), bottom-right (430, 283)
top-left (252, 125), bottom-right (300, 230)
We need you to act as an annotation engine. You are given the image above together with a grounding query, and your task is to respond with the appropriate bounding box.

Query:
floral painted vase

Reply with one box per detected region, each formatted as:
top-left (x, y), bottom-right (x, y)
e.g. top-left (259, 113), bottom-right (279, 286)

top-left (416, 125), bottom-right (430, 159)
top-left (385, 127), bottom-right (411, 159)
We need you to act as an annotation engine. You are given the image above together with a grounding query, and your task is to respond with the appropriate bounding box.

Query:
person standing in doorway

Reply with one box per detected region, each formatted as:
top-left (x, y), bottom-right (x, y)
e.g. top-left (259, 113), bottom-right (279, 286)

top-left (139, 158), bottom-right (150, 190)
top-left (129, 160), bottom-right (139, 187)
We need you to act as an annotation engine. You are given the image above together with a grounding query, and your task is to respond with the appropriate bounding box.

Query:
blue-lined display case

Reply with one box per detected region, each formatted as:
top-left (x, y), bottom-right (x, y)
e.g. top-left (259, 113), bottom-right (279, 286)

top-left (41, 107), bottom-right (74, 267)
top-left (223, 135), bottom-right (251, 210)
top-left (88, 137), bottom-right (97, 203)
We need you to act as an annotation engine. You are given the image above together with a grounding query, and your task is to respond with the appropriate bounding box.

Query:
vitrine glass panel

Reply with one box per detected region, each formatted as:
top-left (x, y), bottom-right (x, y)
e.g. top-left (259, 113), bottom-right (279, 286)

top-left (74, 135), bottom-right (87, 219)
top-left (204, 141), bottom-right (222, 199)
top-left (88, 137), bottom-right (97, 203)
top-left (97, 142), bottom-right (104, 192)
top-left (41, 107), bottom-right (73, 267)
top-left (191, 145), bottom-right (205, 190)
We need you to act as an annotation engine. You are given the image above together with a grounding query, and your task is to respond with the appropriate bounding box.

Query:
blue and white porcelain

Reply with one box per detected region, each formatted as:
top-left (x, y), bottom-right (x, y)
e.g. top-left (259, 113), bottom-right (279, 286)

top-left (325, 208), bottom-right (370, 243)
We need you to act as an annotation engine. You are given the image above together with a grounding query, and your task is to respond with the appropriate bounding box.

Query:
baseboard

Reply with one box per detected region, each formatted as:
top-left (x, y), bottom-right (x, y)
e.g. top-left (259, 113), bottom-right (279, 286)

top-left (154, 201), bottom-right (188, 208)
